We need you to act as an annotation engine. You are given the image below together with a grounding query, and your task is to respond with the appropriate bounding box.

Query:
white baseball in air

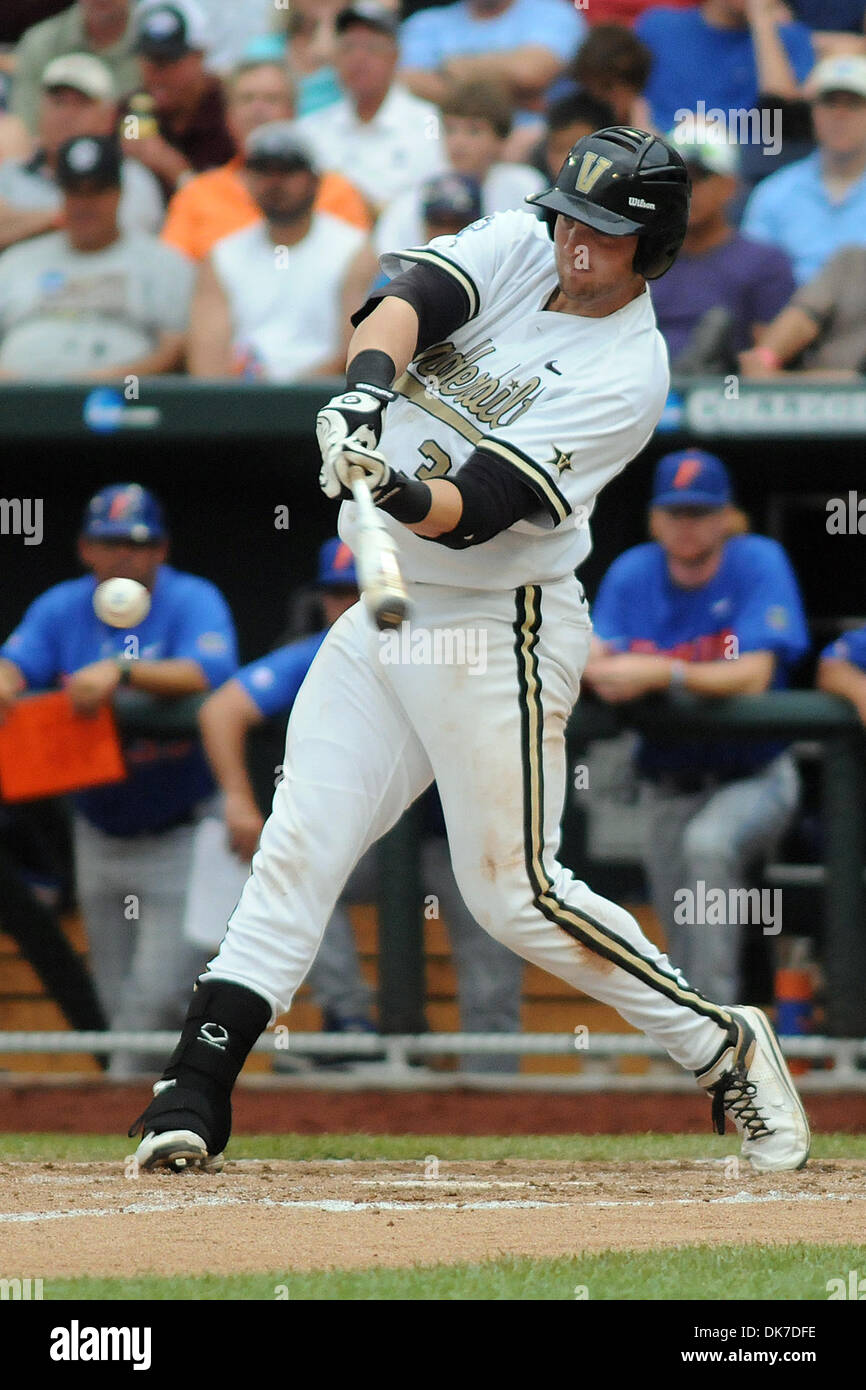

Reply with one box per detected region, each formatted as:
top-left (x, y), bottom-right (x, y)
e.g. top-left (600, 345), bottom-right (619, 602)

top-left (93, 577), bottom-right (151, 628)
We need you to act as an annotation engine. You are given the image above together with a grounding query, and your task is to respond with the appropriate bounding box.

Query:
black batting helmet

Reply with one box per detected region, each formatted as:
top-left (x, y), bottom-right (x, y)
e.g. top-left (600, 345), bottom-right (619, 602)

top-left (526, 126), bottom-right (690, 280)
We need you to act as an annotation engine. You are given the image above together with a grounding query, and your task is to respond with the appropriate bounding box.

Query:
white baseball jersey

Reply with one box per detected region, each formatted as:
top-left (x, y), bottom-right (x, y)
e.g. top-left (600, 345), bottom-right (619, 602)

top-left (338, 209), bottom-right (670, 590)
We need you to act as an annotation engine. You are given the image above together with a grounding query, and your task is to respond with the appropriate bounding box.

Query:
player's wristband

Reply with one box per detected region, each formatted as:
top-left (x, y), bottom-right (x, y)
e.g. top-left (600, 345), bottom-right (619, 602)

top-left (375, 471), bottom-right (432, 524)
top-left (346, 350), bottom-right (397, 398)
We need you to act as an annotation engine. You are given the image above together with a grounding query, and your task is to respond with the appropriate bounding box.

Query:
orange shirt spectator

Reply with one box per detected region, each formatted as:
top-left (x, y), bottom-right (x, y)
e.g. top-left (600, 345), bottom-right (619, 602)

top-left (161, 153), bottom-right (369, 260)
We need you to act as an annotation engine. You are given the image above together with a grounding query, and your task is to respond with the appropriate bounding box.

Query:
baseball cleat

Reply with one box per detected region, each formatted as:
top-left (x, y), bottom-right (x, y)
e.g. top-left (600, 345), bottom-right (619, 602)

top-left (695, 1005), bottom-right (810, 1172)
top-left (128, 1078), bottom-right (229, 1173)
top-left (134, 1128), bottom-right (224, 1173)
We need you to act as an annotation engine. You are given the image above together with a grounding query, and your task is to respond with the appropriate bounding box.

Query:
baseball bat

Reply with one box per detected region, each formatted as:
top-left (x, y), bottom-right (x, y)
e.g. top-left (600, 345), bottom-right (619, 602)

top-left (349, 471), bottom-right (412, 630)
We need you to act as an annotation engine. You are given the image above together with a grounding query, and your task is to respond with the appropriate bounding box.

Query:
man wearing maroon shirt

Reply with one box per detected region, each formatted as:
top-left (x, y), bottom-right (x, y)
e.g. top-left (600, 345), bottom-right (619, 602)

top-left (121, 1), bottom-right (234, 201)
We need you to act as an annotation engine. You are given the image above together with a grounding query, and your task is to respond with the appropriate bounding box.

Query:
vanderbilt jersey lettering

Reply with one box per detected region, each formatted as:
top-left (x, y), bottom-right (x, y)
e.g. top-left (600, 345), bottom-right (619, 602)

top-left (338, 210), bottom-right (670, 590)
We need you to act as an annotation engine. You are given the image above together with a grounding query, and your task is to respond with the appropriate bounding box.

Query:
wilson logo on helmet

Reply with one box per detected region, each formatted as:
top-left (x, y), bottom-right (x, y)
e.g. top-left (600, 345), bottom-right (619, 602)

top-left (573, 152), bottom-right (612, 194)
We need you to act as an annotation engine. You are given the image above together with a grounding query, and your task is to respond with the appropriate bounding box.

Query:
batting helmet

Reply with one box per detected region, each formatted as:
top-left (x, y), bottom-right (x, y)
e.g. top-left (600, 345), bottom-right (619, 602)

top-left (526, 126), bottom-right (690, 280)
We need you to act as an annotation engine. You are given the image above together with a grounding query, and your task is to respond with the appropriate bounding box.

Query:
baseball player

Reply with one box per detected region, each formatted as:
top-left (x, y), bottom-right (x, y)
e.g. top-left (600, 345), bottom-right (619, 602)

top-left (130, 127), bottom-right (810, 1173)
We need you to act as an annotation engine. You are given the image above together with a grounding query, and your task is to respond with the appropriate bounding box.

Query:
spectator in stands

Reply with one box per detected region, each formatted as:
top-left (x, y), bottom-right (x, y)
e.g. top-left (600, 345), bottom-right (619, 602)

top-left (298, 3), bottom-right (445, 219)
top-left (582, 450), bottom-right (809, 1004)
top-left (277, 0), bottom-right (346, 118)
top-left (10, 0), bottom-right (140, 134)
top-left (741, 56), bottom-right (866, 283)
top-left (373, 80), bottom-right (545, 258)
top-left (161, 60), bottom-right (369, 264)
top-left (156, 0), bottom-right (277, 76)
top-left (575, 0), bottom-right (693, 21)
top-left (199, 537), bottom-right (524, 1072)
top-left (188, 122), bottom-right (366, 380)
top-left (0, 54), bottom-right (164, 253)
top-left (537, 92), bottom-right (619, 181)
top-left (787, 2), bottom-right (866, 60)
top-left (635, 1), bottom-right (815, 135)
top-left (650, 122), bottom-right (795, 373)
top-left (817, 625), bottom-right (866, 722)
top-left (121, 1), bottom-right (235, 201)
top-left (551, 23), bottom-right (654, 130)
top-left (738, 246), bottom-right (866, 377)
top-left (399, 0), bottom-right (586, 120)
top-left (0, 134), bottom-right (194, 380)
top-left (0, 483), bottom-right (238, 1075)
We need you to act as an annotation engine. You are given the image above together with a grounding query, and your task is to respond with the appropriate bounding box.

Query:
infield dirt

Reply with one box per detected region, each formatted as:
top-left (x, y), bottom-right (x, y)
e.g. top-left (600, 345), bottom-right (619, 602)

top-left (2, 1159), bottom-right (865, 1277)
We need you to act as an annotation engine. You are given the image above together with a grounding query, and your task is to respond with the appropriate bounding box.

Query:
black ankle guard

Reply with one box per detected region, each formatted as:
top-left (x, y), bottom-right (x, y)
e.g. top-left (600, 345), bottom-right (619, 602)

top-left (163, 980), bottom-right (271, 1097)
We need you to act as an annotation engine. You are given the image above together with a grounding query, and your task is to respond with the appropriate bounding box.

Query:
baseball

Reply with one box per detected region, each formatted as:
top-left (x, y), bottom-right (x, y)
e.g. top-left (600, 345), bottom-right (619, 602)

top-left (93, 577), bottom-right (152, 628)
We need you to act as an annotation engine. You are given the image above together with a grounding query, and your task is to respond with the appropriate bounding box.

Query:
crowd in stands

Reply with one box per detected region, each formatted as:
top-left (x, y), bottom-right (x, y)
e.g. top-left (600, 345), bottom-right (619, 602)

top-left (0, 0), bottom-right (863, 381)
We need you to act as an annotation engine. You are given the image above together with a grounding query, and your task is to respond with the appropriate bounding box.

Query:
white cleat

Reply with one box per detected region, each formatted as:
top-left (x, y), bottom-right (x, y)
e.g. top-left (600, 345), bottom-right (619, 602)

top-left (696, 1005), bottom-right (810, 1172)
top-left (135, 1128), bottom-right (224, 1174)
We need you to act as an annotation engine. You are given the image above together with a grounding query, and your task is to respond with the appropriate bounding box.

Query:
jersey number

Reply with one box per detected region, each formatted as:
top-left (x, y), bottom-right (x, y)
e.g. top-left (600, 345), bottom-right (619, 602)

top-left (415, 439), bottom-right (452, 481)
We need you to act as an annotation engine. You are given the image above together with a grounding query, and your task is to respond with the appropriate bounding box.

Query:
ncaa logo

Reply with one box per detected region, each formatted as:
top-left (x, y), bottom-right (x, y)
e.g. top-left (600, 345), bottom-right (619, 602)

top-left (198, 1022), bottom-right (229, 1051)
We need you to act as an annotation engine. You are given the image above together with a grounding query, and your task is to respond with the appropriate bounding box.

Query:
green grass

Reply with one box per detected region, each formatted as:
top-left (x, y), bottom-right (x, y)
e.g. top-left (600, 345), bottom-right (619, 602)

top-left (2, 1131), bottom-right (866, 1162)
top-left (38, 1245), bottom-right (866, 1301)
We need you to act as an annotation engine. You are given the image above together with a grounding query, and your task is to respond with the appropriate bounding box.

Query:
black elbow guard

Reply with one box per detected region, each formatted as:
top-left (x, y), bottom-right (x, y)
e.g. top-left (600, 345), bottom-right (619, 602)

top-left (430, 450), bottom-right (540, 549)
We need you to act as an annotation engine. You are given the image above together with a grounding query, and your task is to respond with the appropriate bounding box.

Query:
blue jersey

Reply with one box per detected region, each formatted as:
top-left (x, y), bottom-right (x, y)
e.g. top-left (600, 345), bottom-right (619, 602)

top-left (0, 564), bottom-right (237, 835)
top-left (820, 627), bottom-right (866, 669)
top-left (635, 7), bottom-right (815, 135)
top-left (591, 534), bottom-right (810, 777)
top-left (235, 632), bottom-right (328, 718)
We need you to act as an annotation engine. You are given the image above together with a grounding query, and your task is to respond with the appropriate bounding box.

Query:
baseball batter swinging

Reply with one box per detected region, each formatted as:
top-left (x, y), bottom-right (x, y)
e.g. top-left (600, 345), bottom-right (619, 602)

top-left (130, 128), bottom-right (810, 1174)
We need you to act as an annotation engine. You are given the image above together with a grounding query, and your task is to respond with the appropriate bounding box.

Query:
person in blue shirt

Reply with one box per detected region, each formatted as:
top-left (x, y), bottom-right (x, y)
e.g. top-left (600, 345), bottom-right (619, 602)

top-left (399, 0), bottom-right (586, 131)
top-left (635, 0), bottom-right (815, 136)
top-left (583, 451), bottom-right (809, 1004)
top-left (0, 483), bottom-right (238, 1075)
top-left (198, 537), bottom-right (524, 1070)
top-left (741, 55), bottom-right (866, 283)
top-left (817, 626), bottom-right (866, 720)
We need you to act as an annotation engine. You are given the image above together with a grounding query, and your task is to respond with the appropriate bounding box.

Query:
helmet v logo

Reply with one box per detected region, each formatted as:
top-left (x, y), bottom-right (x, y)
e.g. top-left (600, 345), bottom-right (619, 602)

top-left (574, 153), bottom-right (612, 194)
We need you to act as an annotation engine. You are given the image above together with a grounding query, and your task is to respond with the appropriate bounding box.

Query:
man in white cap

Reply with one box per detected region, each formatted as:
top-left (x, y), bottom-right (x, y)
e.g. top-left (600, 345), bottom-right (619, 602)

top-left (10, 0), bottom-right (140, 134)
top-left (742, 55), bottom-right (866, 284)
top-left (0, 54), bottom-right (164, 252)
top-left (651, 122), bottom-right (795, 373)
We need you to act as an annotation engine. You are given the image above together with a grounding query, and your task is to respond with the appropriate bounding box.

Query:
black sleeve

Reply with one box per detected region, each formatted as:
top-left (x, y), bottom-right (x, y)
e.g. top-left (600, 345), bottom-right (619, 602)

top-left (428, 449), bottom-right (541, 550)
top-left (350, 262), bottom-right (472, 352)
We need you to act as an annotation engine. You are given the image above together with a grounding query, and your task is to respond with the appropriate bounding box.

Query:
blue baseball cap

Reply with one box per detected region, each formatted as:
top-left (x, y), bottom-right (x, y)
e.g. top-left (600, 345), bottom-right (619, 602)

top-left (652, 450), bottom-right (731, 509)
top-left (317, 538), bottom-right (357, 588)
top-left (82, 483), bottom-right (167, 541)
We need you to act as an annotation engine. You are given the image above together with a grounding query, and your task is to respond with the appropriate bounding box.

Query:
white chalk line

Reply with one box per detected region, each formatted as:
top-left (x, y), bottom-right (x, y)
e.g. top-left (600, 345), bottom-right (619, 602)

top-left (1, 1189), bottom-right (863, 1224)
